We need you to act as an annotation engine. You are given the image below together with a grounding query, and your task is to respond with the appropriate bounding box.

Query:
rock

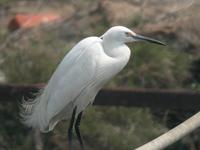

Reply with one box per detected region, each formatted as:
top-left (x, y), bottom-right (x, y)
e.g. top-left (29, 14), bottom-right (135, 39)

top-left (8, 13), bottom-right (61, 31)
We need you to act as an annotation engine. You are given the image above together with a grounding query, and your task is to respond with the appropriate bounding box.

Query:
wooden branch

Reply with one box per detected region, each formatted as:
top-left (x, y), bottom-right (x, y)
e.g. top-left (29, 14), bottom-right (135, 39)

top-left (135, 111), bottom-right (200, 150)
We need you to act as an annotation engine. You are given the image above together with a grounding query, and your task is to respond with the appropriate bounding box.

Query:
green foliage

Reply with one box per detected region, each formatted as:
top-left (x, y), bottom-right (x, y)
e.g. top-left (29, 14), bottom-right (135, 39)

top-left (0, 32), bottom-right (194, 150)
top-left (0, 103), bottom-right (167, 150)
top-left (81, 106), bottom-right (166, 150)
top-left (110, 43), bottom-right (192, 89)
top-left (1, 27), bottom-right (69, 84)
top-left (129, 14), bottom-right (148, 27)
top-left (44, 106), bottom-right (166, 150)
top-left (0, 102), bottom-right (34, 150)
top-left (2, 45), bottom-right (64, 84)
top-left (0, 0), bottom-right (17, 5)
top-left (0, 1), bottom-right (197, 149)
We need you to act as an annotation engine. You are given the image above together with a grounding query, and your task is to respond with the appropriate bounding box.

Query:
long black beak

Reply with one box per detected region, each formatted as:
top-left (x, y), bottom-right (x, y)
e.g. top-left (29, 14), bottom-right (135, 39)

top-left (133, 34), bottom-right (166, 46)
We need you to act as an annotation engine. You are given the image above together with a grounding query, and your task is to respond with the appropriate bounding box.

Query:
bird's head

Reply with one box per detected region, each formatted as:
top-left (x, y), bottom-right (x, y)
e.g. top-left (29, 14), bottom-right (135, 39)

top-left (101, 26), bottom-right (166, 46)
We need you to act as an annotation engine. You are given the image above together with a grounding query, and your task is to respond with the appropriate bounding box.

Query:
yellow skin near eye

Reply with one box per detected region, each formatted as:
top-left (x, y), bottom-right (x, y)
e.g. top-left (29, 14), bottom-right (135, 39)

top-left (125, 32), bottom-right (133, 37)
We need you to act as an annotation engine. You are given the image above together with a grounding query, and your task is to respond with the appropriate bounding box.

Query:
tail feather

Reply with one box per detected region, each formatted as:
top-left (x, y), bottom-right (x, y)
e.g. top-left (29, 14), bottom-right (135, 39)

top-left (20, 90), bottom-right (50, 132)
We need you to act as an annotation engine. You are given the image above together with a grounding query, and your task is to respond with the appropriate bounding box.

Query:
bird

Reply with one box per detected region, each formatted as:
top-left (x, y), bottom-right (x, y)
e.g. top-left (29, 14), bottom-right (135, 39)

top-left (20, 26), bottom-right (165, 150)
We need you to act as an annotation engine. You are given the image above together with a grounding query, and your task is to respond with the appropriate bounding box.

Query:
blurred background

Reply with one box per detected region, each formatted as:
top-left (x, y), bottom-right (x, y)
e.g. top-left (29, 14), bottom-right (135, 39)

top-left (0, 0), bottom-right (200, 150)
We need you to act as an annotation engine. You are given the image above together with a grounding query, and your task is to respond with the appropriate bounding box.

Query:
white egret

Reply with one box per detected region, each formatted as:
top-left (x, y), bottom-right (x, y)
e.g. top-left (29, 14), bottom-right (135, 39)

top-left (20, 26), bottom-right (165, 150)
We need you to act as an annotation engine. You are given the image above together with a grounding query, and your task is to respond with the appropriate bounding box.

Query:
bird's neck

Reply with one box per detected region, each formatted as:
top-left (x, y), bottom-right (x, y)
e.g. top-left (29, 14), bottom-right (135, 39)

top-left (102, 40), bottom-right (130, 59)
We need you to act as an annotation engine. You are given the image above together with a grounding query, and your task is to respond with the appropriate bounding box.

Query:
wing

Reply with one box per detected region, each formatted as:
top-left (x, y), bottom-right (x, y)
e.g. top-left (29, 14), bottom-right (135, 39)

top-left (45, 37), bottom-right (103, 119)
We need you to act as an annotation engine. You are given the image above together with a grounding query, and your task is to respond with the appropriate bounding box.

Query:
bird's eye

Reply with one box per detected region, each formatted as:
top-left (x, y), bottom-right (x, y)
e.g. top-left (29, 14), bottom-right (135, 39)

top-left (125, 32), bottom-right (132, 37)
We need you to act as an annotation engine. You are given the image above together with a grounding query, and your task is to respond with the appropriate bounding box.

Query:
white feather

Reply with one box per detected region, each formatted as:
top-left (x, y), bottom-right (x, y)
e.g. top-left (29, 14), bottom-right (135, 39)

top-left (20, 26), bottom-right (142, 132)
top-left (21, 37), bottom-right (104, 132)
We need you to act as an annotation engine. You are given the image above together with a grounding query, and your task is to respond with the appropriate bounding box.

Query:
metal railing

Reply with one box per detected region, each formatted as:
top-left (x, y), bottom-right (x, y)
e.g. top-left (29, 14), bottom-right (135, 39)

top-left (0, 83), bottom-right (200, 110)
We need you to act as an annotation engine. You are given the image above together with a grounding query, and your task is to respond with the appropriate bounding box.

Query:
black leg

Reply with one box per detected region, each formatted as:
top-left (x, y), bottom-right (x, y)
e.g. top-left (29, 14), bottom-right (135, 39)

top-left (75, 112), bottom-right (85, 150)
top-left (68, 106), bottom-right (77, 150)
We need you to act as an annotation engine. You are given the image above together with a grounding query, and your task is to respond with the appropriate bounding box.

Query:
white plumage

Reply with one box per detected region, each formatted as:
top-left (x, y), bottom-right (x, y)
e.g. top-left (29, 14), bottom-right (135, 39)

top-left (20, 26), bottom-right (165, 133)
